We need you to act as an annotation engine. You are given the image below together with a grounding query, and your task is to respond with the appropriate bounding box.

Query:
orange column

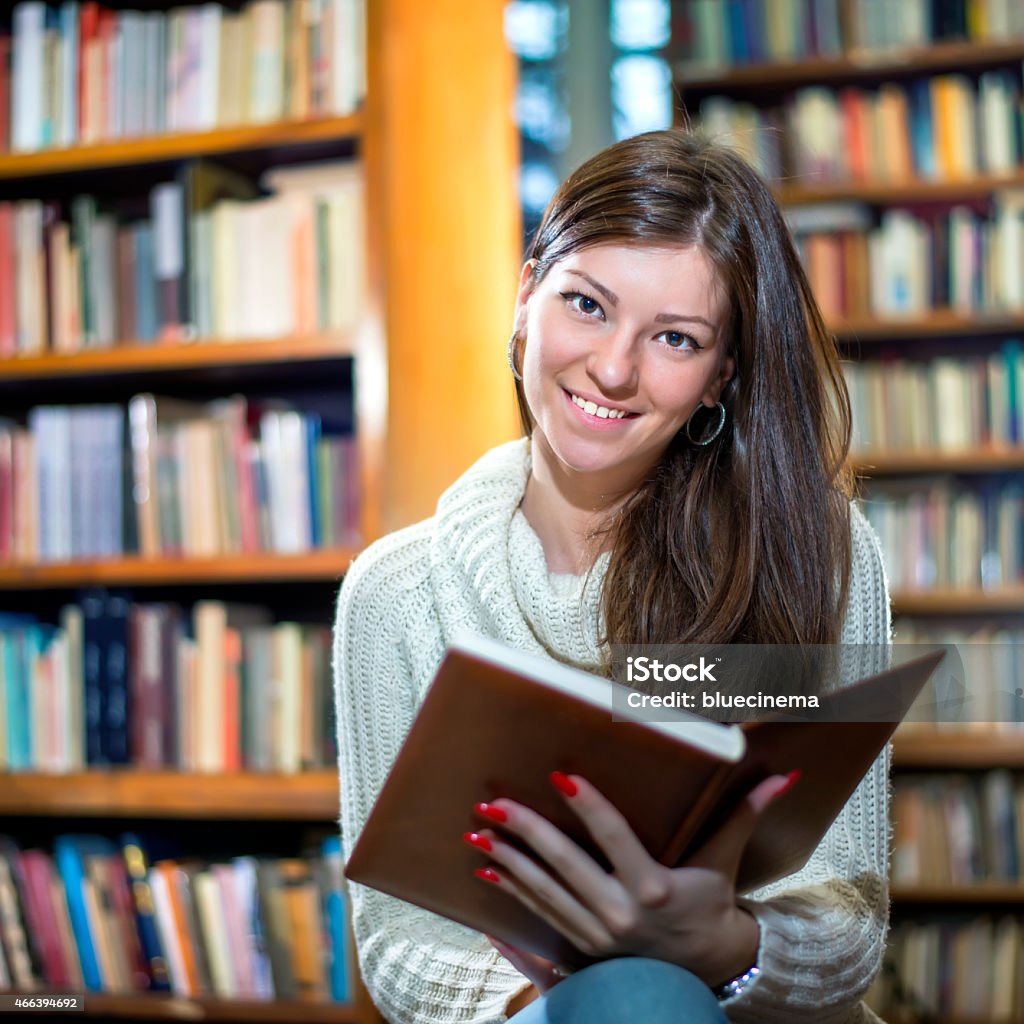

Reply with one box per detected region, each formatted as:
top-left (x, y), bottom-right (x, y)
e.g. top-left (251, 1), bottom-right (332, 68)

top-left (371, 0), bottom-right (522, 531)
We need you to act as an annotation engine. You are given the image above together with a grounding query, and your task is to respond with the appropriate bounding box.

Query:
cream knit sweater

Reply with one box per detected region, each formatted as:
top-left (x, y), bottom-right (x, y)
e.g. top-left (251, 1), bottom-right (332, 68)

top-left (334, 439), bottom-right (892, 1024)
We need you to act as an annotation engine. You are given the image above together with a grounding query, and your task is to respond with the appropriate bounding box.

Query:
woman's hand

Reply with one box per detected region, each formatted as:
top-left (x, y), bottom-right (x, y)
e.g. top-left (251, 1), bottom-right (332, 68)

top-left (468, 770), bottom-right (798, 987)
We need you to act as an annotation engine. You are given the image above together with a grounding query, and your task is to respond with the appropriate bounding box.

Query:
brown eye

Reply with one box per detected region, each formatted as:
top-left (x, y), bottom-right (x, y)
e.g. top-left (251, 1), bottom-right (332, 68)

top-left (660, 331), bottom-right (701, 352)
top-left (560, 291), bottom-right (604, 319)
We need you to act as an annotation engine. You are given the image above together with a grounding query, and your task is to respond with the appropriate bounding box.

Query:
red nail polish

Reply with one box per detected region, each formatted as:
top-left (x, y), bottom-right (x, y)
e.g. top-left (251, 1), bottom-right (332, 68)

top-left (475, 802), bottom-right (508, 824)
top-left (777, 769), bottom-right (801, 797)
top-left (474, 867), bottom-right (501, 884)
top-left (463, 832), bottom-right (493, 852)
top-left (550, 771), bottom-right (578, 797)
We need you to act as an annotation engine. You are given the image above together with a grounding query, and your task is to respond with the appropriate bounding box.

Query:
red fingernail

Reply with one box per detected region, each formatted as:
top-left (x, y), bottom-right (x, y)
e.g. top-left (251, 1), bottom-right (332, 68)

top-left (474, 867), bottom-right (501, 884)
top-left (475, 802), bottom-right (508, 823)
top-left (550, 771), bottom-right (578, 797)
top-left (463, 832), bottom-right (493, 852)
top-left (777, 770), bottom-right (801, 797)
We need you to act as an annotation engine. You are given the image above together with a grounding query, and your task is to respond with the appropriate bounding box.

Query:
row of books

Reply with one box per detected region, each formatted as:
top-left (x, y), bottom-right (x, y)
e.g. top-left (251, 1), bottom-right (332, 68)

top-left (868, 915), bottom-right (1023, 1021)
top-left (677, 0), bottom-right (1024, 71)
top-left (0, 394), bottom-right (360, 564)
top-left (843, 344), bottom-right (1024, 452)
top-left (861, 482), bottom-right (1024, 590)
top-left (3, 0), bottom-right (365, 154)
top-left (892, 770), bottom-right (1024, 885)
top-left (0, 159), bottom-right (364, 355)
top-left (792, 200), bottom-right (1024, 318)
top-left (0, 596), bottom-right (336, 774)
top-left (893, 623), bottom-right (1024, 729)
top-left (0, 832), bottom-right (352, 1002)
top-left (698, 70), bottom-right (1024, 186)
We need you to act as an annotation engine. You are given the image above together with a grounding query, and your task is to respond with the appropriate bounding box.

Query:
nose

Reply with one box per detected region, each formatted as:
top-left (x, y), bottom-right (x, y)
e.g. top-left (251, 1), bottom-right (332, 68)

top-left (586, 329), bottom-right (639, 394)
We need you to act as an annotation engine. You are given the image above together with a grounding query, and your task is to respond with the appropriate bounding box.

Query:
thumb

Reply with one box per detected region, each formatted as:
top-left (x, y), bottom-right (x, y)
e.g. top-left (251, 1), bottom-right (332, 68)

top-left (686, 771), bottom-right (800, 878)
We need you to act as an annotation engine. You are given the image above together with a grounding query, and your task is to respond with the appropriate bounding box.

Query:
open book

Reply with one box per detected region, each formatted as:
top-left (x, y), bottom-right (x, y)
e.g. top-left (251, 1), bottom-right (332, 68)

top-left (345, 634), bottom-right (944, 966)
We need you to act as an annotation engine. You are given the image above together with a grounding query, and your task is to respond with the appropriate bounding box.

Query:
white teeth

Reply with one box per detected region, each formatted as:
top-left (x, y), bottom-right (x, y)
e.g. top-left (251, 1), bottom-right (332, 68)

top-left (570, 393), bottom-right (628, 419)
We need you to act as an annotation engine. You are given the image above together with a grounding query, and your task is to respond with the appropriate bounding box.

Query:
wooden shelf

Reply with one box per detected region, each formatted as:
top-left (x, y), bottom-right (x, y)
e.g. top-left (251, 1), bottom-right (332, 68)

top-left (676, 40), bottom-right (1024, 91)
top-left (890, 882), bottom-right (1024, 904)
top-left (5, 993), bottom-right (360, 1022)
top-left (775, 170), bottom-right (1024, 205)
top-left (852, 449), bottom-right (1024, 474)
top-left (0, 115), bottom-right (364, 179)
top-left (0, 334), bottom-right (354, 382)
top-left (831, 312), bottom-right (1024, 341)
top-left (892, 588), bottom-right (1024, 615)
top-left (0, 550), bottom-right (358, 589)
top-left (0, 771), bottom-right (339, 820)
top-left (893, 730), bottom-right (1024, 769)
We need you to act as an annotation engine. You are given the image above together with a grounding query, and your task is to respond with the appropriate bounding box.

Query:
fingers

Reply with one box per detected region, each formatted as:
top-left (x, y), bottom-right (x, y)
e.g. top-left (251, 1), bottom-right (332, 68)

top-left (470, 828), bottom-right (612, 954)
top-left (470, 773), bottom-right (673, 947)
top-left (686, 771), bottom-right (800, 879)
top-left (548, 774), bottom-right (673, 909)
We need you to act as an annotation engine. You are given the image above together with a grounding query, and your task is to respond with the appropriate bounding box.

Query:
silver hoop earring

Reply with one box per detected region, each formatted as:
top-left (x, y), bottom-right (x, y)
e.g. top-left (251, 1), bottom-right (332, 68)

top-left (507, 331), bottom-right (523, 382)
top-left (685, 401), bottom-right (726, 446)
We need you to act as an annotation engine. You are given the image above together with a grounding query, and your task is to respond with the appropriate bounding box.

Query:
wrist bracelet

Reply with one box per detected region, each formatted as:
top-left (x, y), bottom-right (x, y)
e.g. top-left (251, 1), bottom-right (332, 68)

top-left (712, 963), bottom-right (760, 1002)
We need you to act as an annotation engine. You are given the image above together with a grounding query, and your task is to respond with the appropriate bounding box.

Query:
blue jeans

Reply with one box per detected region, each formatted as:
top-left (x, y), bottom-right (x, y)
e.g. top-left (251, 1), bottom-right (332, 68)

top-left (508, 958), bottom-right (728, 1023)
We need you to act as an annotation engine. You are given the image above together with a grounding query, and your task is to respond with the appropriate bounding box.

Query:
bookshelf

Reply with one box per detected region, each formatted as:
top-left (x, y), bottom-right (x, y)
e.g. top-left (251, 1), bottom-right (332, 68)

top-left (676, 3), bottom-right (1024, 1020)
top-left (0, 772), bottom-right (340, 820)
top-left (0, 0), bottom-right (519, 1021)
top-left (893, 731), bottom-right (1024, 769)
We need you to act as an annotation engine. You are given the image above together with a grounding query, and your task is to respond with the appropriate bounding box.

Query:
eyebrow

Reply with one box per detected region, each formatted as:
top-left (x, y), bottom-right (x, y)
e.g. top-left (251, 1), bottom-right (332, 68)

top-left (565, 270), bottom-right (716, 330)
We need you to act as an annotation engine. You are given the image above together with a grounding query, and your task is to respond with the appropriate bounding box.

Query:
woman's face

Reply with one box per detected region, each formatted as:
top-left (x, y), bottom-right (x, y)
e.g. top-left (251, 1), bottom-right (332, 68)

top-left (514, 241), bottom-right (734, 496)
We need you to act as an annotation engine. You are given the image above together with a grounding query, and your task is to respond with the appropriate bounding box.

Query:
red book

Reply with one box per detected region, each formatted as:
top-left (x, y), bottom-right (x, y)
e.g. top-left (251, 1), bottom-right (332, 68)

top-left (223, 627), bottom-right (242, 772)
top-left (130, 605), bottom-right (166, 768)
top-left (840, 87), bottom-right (868, 183)
top-left (15, 851), bottom-right (71, 987)
top-left (78, 3), bottom-right (100, 142)
top-left (0, 429), bottom-right (12, 560)
top-left (0, 204), bottom-right (16, 356)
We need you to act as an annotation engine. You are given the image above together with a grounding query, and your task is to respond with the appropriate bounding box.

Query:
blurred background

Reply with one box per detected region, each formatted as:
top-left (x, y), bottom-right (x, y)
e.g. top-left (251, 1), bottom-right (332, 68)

top-left (0, 2), bottom-right (1021, 1022)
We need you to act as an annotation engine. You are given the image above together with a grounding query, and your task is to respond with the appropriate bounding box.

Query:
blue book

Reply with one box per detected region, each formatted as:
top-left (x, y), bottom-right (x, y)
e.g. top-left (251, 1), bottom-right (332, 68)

top-left (53, 835), bottom-right (111, 991)
top-left (907, 79), bottom-right (935, 180)
top-left (0, 614), bottom-right (35, 628)
top-left (1004, 340), bottom-right (1023, 445)
top-left (726, 0), bottom-right (748, 63)
top-left (118, 833), bottom-right (170, 991)
top-left (103, 591), bottom-right (132, 765)
top-left (57, 3), bottom-right (80, 146)
top-left (2, 630), bottom-right (30, 770)
top-left (740, 0), bottom-right (765, 63)
top-left (79, 588), bottom-right (107, 766)
top-left (306, 413), bottom-right (323, 548)
top-left (320, 836), bottom-right (350, 1002)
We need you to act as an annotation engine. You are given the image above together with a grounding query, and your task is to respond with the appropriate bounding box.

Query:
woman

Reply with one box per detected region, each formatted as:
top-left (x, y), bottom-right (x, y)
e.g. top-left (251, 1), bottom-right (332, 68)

top-left (334, 130), bottom-right (891, 1023)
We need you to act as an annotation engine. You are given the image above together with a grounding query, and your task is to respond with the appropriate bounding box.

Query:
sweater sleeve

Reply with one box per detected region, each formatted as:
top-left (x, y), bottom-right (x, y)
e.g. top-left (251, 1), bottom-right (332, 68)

top-left (722, 504), bottom-right (893, 1024)
top-left (333, 526), bottom-right (532, 1024)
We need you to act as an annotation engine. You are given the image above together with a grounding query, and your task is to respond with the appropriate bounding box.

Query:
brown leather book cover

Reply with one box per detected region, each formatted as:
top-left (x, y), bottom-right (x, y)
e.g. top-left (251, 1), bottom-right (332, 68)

top-left (345, 636), bottom-right (944, 966)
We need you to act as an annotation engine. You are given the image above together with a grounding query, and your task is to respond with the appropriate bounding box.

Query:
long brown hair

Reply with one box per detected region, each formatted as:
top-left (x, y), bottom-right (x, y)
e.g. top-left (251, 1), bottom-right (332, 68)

top-left (515, 130), bottom-right (853, 647)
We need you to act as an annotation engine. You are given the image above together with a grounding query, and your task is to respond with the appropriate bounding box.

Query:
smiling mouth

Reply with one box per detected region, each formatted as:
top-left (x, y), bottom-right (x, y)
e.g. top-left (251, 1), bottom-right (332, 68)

top-left (565, 390), bottom-right (636, 420)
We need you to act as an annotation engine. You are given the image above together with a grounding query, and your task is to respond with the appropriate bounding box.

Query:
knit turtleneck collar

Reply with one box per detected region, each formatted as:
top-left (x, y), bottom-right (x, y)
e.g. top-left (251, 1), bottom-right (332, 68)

top-left (428, 438), bottom-right (607, 671)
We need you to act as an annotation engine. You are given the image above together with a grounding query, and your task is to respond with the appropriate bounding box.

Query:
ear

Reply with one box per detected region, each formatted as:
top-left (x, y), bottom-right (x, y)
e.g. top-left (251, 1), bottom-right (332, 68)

top-left (512, 260), bottom-right (538, 333)
top-left (703, 352), bottom-right (736, 407)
